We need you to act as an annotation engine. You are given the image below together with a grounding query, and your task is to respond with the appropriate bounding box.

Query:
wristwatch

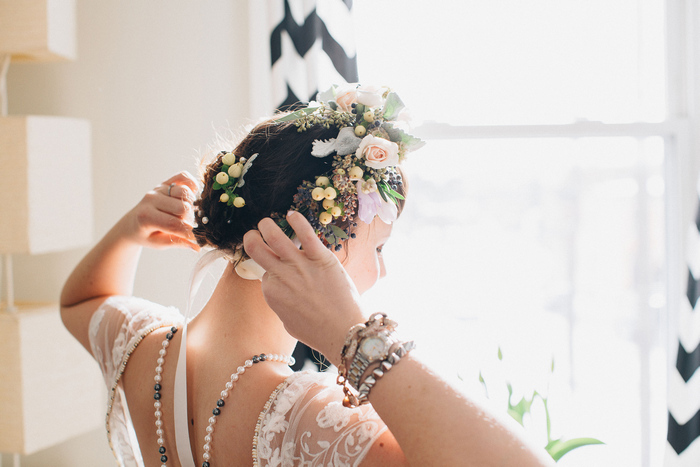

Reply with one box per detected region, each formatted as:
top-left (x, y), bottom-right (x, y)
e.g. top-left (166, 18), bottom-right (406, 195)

top-left (347, 331), bottom-right (398, 390)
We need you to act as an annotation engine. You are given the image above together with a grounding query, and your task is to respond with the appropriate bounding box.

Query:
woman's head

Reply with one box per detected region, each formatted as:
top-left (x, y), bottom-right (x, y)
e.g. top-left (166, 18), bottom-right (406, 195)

top-left (193, 84), bottom-right (422, 286)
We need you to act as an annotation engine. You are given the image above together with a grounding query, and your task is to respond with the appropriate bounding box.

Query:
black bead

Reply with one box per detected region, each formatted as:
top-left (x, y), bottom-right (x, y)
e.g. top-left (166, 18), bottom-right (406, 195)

top-left (154, 384), bottom-right (161, 391)
top-left (159, 446), bottom-right (166, 454)
top-left (213, 408), bottom-right (221, 416)
top-left (166, 332), bottom-right (174, 340)
top-left (217, 399), bottom-right (225, 407)
top-left (171, 326), bottom-right (177, 333)
top-left (161, 455), bottom-right (167, 462)
top-left (252, 355), bottom-right (260, 363)
top-left (154, 393), bottom-right (161, 400)
top-left (350, 233), bottom-right (356, 239)
top-left (203, 462), bottom-right (210, 467)
top-left (260, 353), bottom-right (267, 361)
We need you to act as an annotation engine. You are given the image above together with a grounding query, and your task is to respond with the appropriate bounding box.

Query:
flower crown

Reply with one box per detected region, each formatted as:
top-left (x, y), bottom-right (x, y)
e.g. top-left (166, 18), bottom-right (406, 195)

top-left (211, 84), bottom-right (424, 256)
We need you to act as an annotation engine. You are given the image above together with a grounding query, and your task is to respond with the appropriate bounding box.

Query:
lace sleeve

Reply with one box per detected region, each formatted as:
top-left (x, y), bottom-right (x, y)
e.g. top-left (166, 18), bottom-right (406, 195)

top-left (256, 371), bottom-right (388, 467)
top-left (87, 295), bottom-right (184, 467)
top-left (88, 295), bottom-right (184, 388)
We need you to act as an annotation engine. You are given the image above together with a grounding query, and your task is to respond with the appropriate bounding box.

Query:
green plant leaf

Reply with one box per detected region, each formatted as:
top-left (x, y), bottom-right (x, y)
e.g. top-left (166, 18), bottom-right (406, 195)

top-left (330, 225), bottom-right (348, 240)
top-left (213, 182), bottom-right (221, 190)
top-left (498, 347), bottom-right (503, 361)
top-left (274, 107), bottom-right (319, 122)
top-left (382, 92), bottom-right (405, 120)
top-left (545, 438), bottom-right (605, 462)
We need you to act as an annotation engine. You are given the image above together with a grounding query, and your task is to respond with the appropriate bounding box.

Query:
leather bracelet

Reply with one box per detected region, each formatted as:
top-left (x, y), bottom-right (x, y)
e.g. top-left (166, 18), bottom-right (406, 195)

top-left (355, 340), bottom-right (415, 405)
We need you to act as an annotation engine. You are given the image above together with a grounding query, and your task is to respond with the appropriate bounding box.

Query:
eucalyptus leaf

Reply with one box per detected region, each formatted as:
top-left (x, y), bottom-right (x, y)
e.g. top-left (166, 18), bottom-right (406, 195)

top-left (274, 107), bottom-right (319, 123)
top-left (382, 92), bottom-right (405, 121)
top-left (330, 225), bottom-right (348, 240)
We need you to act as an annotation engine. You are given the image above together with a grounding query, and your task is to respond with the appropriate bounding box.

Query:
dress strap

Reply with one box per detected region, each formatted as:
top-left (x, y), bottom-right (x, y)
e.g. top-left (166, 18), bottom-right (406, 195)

top-left (174, 249), bottom-right (226, 467)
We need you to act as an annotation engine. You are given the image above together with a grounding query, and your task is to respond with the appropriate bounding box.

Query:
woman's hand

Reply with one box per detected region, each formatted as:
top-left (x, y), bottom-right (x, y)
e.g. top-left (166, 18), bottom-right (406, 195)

top-left (244, 211), bottom-right (365, 364)
top-left (123, 171), bottom-right (200, 251)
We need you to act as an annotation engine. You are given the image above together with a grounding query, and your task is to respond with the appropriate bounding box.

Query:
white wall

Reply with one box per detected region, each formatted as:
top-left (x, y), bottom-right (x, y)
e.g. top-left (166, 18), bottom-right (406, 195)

top-left (2, 1), bottom-right (251, 465)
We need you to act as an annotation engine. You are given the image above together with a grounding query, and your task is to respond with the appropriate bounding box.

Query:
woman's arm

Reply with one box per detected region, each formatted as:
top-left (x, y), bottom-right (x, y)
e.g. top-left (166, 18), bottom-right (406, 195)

top-left (244, 212), bottom-right (554, 467)
top-left (60, 172), bottom-right (200, 351)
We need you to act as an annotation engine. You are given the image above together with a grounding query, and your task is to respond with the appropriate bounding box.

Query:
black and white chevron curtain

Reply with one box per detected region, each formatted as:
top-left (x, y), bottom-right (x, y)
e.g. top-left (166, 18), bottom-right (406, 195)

top-left (248, 0), bottom-right (358, 369)
top-left (248, 0), bottom-right (358, 116)
top-left (667, 191), bottom-right (700, 464)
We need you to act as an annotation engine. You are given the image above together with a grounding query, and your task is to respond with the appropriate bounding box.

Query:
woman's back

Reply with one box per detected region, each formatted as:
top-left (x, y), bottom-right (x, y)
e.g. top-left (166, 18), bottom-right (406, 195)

top-left (92, 295), bottom-right (389, 466)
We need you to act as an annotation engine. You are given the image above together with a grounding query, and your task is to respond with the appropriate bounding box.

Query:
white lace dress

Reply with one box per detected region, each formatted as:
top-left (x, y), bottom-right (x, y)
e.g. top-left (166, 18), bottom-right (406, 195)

top-left (88, 296), bottom-right (388, 466)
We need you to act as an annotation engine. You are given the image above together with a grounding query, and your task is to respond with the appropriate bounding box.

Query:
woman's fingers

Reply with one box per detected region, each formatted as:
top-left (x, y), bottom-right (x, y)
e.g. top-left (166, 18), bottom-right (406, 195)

top-left (137, 206), bottom-right (196, 242)
top-left (256, 217), bottom-right (302, 261)
top-left (285, 211), bottom-right (331, 260)
top-left (161, 171), bottom-right (200, 193)
top-left (243, 229), bottom-right (280, 271)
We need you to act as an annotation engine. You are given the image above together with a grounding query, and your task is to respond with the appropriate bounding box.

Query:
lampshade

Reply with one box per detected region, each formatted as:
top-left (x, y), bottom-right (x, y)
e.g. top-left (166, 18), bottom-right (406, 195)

top-left (0, 115), bottom-right (92, 254)
top-left (0, 303), bottom-right (104, 454)
top-left (0, 0), bottom-right (77, 62)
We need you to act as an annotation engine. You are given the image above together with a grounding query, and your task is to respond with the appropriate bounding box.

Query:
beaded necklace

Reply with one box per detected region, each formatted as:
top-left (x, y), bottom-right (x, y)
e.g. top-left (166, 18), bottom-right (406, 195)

top-left (152, 326), bottom-right (294, 467)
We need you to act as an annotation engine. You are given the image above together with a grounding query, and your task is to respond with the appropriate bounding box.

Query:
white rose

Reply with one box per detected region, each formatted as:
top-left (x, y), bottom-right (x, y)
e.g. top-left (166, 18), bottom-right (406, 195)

top-left (356, 85), bottom-right (385, 108)
top-left (356, 135), bottom-right (399, 169)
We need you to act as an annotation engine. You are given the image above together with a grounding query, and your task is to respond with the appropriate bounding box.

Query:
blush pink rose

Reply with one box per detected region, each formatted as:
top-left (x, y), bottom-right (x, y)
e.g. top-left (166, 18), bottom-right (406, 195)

top-left (334, 86), bottom-right (357, 111)
top-left (356, 135), bottom-right (399, 169)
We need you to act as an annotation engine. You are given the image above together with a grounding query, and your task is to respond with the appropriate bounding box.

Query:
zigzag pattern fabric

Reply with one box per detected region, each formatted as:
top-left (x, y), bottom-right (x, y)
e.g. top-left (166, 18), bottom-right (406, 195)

top-left (268, 0), bottom-right (358, 110)
top-left (263, 0), bottom-right (358, 370)
top-left (667, 196), bottom-right (700, 465)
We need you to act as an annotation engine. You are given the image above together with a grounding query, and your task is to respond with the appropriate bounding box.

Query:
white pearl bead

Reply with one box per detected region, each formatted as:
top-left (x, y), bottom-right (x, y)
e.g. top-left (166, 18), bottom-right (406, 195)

top-left (203, 452), bottom-right (211, 461)
top-left (158, 438), bottom-right (164, 446)
top-left (221, 390), bottom-right (229, 398)
top-left (231, 374), bottom-right (239, 382)
top-left (162, 464), bottom-right (167, 467)
top-left (162, 340), bottom-right (169, 348)
top-left (203, 443), bottom-right (210, 452)
top-left (155, 420), bottom-right (162, 428)
top-left (154, 375), bottom-right (162, 382)
top-left (245, 360), bottom-right (253, 367)
top-left (155, 410), bottom-right (162, 418)
top-left (159, 349), bottom-right (166, 357)
top-left (270, 354), bottom-right (277, 361)
top-left (206, 426), bottom-right (214, 434)
top-left (155, 366), bottom-right (163, 374)
top-left (237, 366), bottom-right (245, 373)
top-left (225, 382), bottom-right (233, 389)
top-left (156, 428), bottom-right (163, 436)
top-left (204, 435), bottom-right (212, 443)
top-left (154, 401), bottom-right (162, 409)
top-left (209, 416), bottom-right (216, 425)
top-left (157, 357), bottom-right (164, 365)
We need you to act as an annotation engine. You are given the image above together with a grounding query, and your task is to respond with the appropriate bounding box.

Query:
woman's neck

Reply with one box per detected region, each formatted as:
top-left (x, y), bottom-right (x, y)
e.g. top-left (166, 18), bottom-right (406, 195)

top-left (186, 265), bottom-right (298, 367)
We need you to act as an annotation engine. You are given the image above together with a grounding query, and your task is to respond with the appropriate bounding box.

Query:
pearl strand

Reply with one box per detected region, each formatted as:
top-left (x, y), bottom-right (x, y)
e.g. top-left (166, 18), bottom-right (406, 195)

top-left (151, 327), bottom-right (294, 467)
top-left (153, 326), bottom-right (177, 466)
top-left (201, 353), bottom-right (294, 467)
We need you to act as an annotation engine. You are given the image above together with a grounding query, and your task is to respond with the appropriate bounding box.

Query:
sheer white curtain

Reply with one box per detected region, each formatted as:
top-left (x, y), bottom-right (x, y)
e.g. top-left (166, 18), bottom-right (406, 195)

top-left (354, 1), bottom-right (700, 466)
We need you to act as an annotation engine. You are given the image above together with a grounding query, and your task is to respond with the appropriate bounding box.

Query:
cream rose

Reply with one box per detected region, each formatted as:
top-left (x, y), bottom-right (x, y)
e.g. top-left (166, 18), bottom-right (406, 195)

top-left (334, 85), bottom-right (357, 111)
top-left (356, 135), bottom-right (399, 169)
top-left (356, 85), bottom-right (384, 107)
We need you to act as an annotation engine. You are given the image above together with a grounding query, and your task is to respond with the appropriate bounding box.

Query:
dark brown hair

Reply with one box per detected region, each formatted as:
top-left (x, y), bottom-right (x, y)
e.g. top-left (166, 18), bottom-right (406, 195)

top-left (193, 118), bottom-right (407, 251)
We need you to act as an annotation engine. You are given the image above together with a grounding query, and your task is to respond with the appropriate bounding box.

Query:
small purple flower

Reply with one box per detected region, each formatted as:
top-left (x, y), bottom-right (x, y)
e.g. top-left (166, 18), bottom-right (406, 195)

top-left (356, 180), bottom-right (397, 225)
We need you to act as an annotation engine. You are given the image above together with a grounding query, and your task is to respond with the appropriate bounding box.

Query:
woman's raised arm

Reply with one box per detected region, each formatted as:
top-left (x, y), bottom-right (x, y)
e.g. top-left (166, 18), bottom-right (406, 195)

top-left (244, 211), bottom-right (554, 467)
top-left (60, 171), bottom-right (200, 351)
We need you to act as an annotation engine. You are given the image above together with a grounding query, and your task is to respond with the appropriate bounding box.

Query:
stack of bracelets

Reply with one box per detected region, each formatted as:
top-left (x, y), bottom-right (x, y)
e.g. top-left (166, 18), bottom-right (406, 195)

top-left (337, 312), bottom-right (415, 408)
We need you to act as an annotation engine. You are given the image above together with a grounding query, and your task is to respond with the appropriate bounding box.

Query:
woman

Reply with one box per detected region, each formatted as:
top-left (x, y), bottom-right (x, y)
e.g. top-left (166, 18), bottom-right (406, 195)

top-left (61, 85), bottom-right (553, 466)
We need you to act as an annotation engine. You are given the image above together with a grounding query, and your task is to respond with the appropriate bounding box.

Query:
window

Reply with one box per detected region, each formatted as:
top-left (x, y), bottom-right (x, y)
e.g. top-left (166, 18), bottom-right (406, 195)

top-left (355, 1), bottom-right (689, 465)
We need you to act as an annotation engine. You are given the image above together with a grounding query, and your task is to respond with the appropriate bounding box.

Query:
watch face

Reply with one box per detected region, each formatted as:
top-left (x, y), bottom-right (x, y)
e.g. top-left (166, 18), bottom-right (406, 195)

top-left (360, 336), bottom-right (388, 360)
